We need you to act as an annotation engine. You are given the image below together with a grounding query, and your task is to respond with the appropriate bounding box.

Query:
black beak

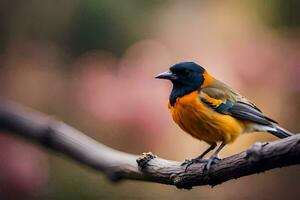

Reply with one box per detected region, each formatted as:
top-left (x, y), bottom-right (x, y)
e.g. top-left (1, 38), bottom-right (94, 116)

top-left (155, 70), bottom-right (177, 80)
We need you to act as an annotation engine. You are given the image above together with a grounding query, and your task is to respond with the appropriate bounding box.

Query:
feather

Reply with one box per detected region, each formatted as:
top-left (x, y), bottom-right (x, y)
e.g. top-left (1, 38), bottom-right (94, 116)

top-left (199, 81), bottom-right (277, 126)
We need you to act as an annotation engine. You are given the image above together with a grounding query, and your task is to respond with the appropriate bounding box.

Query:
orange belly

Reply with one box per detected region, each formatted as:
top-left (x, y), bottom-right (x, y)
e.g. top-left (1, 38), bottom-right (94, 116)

top-left (169, 91), bottom-right (245, 144)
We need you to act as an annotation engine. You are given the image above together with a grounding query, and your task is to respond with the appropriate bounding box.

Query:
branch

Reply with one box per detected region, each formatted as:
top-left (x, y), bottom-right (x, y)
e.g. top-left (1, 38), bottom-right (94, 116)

top-left (0, 99), bottom-right (299, 189)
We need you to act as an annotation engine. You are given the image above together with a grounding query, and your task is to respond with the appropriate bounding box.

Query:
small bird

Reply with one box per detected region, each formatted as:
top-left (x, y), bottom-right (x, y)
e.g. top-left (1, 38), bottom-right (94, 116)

top-left (156, 62), bottom-right (293, 172)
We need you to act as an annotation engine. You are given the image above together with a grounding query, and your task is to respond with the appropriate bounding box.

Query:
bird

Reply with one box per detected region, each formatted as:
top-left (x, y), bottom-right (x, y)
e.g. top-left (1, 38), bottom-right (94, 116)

top-left (155, 61), bottom-right (293, 172)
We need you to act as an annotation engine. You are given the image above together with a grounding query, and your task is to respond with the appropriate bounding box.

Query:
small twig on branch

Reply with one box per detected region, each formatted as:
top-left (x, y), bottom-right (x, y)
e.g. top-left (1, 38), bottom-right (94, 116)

top-left (0, 99), bottom-right (299, 189)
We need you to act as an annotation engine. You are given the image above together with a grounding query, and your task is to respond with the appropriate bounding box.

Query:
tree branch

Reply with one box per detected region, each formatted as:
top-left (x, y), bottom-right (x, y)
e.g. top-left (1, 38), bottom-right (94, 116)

top-left (0, 99), bottom-right (299, 189)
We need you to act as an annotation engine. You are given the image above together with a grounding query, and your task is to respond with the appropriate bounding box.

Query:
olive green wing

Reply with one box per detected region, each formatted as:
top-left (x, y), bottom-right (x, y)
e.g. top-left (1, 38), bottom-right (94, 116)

top-left (199, 81), bottom-right (277, 125)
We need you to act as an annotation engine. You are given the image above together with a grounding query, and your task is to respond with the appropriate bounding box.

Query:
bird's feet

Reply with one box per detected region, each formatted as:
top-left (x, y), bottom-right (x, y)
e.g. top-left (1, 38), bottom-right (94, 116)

top-left (204, 155), bottom-right (220, 173)
top-left (181, 157), bottom-right (206, 172)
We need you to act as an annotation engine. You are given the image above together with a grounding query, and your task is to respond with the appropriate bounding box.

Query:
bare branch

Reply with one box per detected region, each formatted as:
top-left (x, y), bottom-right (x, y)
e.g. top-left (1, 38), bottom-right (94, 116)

top-left (0, 99), bottom-right (299, 189)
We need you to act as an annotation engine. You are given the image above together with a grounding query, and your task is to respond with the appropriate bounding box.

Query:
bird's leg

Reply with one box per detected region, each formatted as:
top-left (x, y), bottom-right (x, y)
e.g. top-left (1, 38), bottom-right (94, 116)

top-left (195, 143), bottom-right (217, 160)
top-left (204, 141), bottom-right (226, 173)
top-left (181, 143), bottom-right (217, 171)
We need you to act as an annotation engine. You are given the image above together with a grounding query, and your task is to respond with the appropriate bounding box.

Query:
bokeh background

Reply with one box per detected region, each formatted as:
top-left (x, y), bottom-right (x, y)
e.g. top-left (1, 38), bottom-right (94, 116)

top-left (0, 0), bottom-right (300, 199)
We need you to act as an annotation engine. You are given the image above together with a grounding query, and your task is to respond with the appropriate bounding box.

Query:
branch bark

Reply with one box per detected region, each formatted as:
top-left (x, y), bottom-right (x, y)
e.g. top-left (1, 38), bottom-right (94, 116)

top-left (0, 99), bottom-right (299, 189)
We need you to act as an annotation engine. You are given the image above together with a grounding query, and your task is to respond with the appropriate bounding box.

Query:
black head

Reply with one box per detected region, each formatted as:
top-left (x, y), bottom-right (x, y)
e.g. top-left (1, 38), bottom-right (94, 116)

top-left (156, 62), bottom-right (205, 106)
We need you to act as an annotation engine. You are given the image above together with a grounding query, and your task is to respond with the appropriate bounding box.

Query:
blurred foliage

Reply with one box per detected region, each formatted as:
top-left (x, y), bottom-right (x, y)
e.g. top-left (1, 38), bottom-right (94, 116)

top-left (0, 0), bottom-right (166, 57)
top-left (1, 0), bottom-right (300, 57)
top-left (254, 0), bottom-right (300, 30)
top-left (69, 0), bottom-right (164, 56)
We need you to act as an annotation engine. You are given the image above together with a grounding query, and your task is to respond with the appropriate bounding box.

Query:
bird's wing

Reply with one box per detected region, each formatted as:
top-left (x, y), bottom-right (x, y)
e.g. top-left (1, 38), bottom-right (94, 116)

top-left (200, 83), bottom-right (277, 125)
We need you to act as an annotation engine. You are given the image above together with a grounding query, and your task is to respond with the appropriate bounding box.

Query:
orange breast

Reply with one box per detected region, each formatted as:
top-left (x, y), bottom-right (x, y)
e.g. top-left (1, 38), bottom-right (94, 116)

top-left (169, 91), bottom-right (245, 144)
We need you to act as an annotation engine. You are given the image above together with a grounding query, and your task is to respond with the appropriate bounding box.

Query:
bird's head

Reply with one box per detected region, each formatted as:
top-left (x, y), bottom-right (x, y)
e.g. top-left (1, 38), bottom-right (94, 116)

top-left (156, 62), bottom-right (205, 89)
top-left (156, 62), bottom-right (209, 105)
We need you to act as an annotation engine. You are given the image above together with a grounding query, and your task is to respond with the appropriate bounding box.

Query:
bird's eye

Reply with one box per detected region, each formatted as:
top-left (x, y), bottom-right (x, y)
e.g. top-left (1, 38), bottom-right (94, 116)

top-left (181, 70), bottom-right (190, 76)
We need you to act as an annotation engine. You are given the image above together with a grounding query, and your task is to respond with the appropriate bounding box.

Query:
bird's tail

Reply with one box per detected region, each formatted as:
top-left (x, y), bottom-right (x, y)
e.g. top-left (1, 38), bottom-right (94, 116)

top-left (268, 125), bottom-right (294, 139)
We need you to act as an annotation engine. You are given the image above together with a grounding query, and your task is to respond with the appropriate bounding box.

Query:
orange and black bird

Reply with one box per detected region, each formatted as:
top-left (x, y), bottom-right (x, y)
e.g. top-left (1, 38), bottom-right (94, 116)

top-left (156, 62), bottom-right (293, 171)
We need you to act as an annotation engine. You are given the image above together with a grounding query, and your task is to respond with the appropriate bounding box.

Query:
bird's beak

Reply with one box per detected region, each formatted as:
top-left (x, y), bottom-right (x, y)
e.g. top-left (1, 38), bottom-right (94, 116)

top-left (155, 70), bottom-right (177, 80)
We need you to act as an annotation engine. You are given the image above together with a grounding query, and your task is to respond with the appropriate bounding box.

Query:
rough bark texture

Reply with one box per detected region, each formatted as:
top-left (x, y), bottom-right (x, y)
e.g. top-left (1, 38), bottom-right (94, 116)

top-left (0, 99), bottom-right (299, 189)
